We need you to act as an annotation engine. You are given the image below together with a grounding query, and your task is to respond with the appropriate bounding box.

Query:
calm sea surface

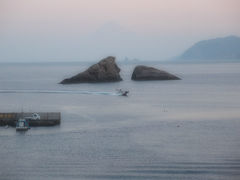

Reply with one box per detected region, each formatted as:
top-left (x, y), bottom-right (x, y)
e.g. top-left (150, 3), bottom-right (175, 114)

top-left (0, 62), bottom-right (240, 180)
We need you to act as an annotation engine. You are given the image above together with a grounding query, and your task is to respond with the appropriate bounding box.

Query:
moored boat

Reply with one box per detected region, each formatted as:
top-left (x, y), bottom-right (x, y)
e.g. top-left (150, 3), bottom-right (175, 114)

top-left (16, 118), bottom-right (30, 131)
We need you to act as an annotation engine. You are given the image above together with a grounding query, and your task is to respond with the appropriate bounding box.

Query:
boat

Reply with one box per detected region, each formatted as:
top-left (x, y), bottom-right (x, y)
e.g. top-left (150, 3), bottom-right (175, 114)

top-left (25, 113), bottom-right (41, 121)
top-left (116, 89), bottom-right (129, 96)
top-left (16, 118), bottom-right (30, 131)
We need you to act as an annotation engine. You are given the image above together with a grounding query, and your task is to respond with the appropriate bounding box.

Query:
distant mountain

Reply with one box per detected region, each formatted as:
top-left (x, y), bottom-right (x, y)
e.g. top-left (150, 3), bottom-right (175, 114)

top-left (178, 36), bottom-right (240, 62)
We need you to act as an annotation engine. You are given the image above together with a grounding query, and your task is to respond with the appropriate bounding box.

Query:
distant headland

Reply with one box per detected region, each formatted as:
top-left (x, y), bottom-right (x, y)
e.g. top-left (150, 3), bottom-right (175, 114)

top-left (175, 35), bottom-right (240, 62)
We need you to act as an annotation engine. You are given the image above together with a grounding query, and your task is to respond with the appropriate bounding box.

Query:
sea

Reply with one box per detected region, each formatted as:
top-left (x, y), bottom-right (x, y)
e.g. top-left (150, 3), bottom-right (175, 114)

top-left (0, 62), bottom-right (240, 180)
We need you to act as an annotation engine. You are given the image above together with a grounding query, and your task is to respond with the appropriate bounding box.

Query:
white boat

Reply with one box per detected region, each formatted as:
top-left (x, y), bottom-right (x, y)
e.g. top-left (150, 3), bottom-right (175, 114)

top-left (16, 118), bottom-right (30, 131)
top-left (116, 89), bottom-right (129, 96)
top-left (25, 113), bottom-right (40, 121)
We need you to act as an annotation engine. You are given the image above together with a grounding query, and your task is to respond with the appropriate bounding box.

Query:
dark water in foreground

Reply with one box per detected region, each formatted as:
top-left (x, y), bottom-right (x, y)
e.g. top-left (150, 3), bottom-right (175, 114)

top-left (0, 63), bottom-right (240, 180)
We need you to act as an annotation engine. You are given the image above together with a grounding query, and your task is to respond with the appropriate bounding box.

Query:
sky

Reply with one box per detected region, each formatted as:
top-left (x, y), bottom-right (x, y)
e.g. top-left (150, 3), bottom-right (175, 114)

top-left (0, 0), bottom-right (240, 62)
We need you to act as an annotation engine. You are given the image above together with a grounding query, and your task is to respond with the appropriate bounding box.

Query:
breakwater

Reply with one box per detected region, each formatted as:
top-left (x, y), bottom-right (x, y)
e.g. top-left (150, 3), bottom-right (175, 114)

top-left (0, 112), bottom-right (61, 126)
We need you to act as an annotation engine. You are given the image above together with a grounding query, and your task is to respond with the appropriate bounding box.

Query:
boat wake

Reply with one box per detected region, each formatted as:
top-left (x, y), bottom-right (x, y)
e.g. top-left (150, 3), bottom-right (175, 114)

top-left (0, 90), bottom-right (122, 96)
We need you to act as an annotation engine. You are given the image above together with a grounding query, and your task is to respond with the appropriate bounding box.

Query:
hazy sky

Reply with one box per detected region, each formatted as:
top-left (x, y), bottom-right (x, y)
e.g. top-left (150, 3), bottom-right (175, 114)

top-left (0, 0), bottom-right (240, 62)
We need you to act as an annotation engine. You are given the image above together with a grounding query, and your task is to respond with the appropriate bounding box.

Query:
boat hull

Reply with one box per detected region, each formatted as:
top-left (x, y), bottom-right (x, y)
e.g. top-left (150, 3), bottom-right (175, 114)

top-left (16, 127), bottom-right (29, 131)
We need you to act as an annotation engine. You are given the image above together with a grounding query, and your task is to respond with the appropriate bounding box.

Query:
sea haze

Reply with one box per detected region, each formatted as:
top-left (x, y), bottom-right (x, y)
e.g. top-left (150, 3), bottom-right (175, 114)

top-left (0, 62), bottom-right (240, 180)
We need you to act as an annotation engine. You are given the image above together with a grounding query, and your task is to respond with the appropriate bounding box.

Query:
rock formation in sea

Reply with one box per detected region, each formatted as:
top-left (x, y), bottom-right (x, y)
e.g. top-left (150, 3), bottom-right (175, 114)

top-left (60, 56), bottom-right (122, 84)
top-left (131, 65), bottom-right (180, 81)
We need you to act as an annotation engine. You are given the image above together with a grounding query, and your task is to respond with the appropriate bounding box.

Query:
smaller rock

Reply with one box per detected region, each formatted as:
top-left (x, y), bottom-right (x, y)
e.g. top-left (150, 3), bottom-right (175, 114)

top-left (131, 65), bottom-right (180, 81)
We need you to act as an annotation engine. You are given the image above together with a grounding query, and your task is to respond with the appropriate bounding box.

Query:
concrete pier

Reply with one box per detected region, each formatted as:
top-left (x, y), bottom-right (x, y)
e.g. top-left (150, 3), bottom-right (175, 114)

top-left (0, 112), bottom-right (61, 127)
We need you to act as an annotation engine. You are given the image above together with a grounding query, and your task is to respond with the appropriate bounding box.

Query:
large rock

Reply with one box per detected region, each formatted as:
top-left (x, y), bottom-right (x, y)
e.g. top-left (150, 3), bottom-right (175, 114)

top-left (60, 56), bottom-right (122, 84)
top-left (131, 65), bottom-right (180, 81)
